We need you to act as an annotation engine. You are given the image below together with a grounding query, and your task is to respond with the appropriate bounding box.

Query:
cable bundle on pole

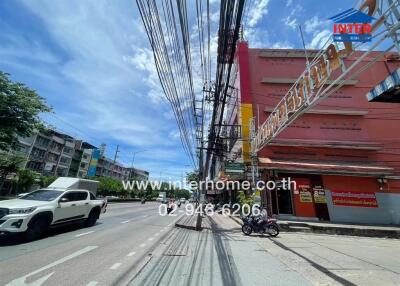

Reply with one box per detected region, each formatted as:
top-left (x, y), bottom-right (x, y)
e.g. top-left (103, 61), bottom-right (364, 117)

top-left (204, 0), bottom-right (246, 178)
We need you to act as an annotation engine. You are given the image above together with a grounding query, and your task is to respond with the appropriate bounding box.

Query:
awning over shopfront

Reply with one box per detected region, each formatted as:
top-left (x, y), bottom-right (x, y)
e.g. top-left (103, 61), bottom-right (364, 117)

top-left (366, 67), bottom-right (400, 102)
top-left (258, 157), bottom-right (394, 177)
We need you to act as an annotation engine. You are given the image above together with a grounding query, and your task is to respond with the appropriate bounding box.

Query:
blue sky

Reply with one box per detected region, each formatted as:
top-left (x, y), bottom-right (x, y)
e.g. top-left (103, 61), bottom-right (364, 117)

top-left (0, 0), bottom-right (390, 180)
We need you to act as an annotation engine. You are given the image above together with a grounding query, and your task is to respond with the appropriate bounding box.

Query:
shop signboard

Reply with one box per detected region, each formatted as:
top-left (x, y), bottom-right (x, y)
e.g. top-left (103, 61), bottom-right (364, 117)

top-left (299, 191), bottom-right (313, 203)
top-left (313, 186), bottom-right (327, 204)
top-left (225, 162), bottom-right (245, 174)
top-left (331, 191), bottom-right (378, 208)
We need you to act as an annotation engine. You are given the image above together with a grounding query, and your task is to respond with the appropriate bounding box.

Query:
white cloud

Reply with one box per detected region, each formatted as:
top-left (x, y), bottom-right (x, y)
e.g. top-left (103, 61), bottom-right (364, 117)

top-left (272, 41), bottom-right (294, 49)
top-left (304, 16), bottom-right (327, 34)
top-left (247, 0), bottom-right (271, 28)
top-left (307, 29), bottom-right (331, 49)
top-left (283, 16), bottom-right (298, 30)
top-left (286, 0), bottom-right (293, 7)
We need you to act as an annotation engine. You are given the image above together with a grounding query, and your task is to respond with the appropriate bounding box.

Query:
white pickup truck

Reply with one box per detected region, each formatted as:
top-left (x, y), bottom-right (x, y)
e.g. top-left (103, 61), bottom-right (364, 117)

top-left (0, 177), bottom-right (106, 241)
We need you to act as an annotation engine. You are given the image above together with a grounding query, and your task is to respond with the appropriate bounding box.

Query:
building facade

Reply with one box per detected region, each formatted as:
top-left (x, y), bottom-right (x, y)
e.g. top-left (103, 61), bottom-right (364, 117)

top-left (11, 130), bottom-right (150, 183)
top-left (126, 167), bottom-right (149, 181)
top-left (225, 41), bottom-right (400, 225)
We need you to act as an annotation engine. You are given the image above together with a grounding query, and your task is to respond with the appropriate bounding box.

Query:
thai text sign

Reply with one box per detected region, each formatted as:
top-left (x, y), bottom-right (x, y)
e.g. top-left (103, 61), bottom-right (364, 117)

top-left (331, 191), bottom-right (378, 208)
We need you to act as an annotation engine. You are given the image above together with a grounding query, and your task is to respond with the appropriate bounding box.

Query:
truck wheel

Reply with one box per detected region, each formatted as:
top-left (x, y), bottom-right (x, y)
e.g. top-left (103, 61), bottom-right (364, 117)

top-left (85, 209), bottom-right (100, 227)
top-left (24, 217), bottom-right (49, 241)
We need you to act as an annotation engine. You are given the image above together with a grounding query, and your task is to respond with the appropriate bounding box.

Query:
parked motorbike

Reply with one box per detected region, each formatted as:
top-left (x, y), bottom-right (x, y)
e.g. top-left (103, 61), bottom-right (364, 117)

top-left (240, 215), bottom-right (279, 237)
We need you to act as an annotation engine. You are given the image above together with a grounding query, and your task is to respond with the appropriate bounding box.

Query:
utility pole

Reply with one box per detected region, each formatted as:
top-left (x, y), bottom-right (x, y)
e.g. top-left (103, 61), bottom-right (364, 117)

top-left (113, 145), bottom-right (120, 174)
top-left (113, 145), bottom-right (120, 164)
top-left (130, 150), bottom-right (148, 180)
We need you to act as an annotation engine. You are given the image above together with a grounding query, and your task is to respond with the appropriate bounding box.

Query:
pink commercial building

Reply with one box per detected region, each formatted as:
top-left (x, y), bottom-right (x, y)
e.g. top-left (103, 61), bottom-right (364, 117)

top-left (231, 41), bottom-right (400, 224)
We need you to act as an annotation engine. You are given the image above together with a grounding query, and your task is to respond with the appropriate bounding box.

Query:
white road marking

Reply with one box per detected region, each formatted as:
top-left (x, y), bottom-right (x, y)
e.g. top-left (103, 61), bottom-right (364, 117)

top-left (139, 243), bottom-right (146, 248)
top-left (154, 233), bottom-right (159, 236)
top-left (121, 220), bottom-right (130, 224)
top-left (75, 231), bottom-right (94, 237)
top-left (127, 251), bottom-right (136, 257)
top-left (142, 215), bottom-right (149, 218)
top-left (160, 229), bottom-right (165, 232)
top-left (86, 282), bottom-right (98, 286)
top-left (148, 237), bottom-right (154, 241)
top-left (110, 263), bottom-right (122, 270)
top-left (6, 246), bottom-right (98, 286)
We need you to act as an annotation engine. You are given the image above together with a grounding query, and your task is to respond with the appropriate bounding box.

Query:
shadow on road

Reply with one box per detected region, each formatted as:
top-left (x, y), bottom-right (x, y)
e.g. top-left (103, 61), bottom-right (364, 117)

top-left (269, 238), bottom-right (358, 286)
top-left (208, 216), bottom-right (243, 286)
top-left (0, 221), bottom-right (102, 246)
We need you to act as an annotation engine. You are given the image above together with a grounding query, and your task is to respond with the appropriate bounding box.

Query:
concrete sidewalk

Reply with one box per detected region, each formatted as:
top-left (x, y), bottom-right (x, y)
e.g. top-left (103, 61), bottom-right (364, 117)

top-left (130, 214), bottom-right (313, 286)
top-left (230, 215), bottom-right (400, 238)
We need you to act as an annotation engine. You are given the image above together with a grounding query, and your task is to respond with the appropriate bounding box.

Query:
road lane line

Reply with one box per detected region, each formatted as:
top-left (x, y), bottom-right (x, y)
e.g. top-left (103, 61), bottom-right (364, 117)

top-left (86, 282), bottom-right (98, 286)
top-left (154, 233), bottom-right (159, 236)
top-left (75, 231), bottom-right (94, 237)
top-left (110, 263), bottom-right (122, 270)
top-left (127, 252), bottom-right (136, 257)
top-left (121, 220), bottom-right (130, 224)
top-left (139, 243), bottom-right (146, 248)
top-left (148, 237), bottom-right (154, 241)
top-left (6, 246), bottom-right (98, 286)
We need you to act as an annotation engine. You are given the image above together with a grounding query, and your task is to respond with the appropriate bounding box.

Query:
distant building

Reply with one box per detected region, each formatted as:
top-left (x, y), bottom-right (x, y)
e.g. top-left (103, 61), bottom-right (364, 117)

top-left (126, 167), bottom-right (149, 181)
top-left (95, 156), bottom-right (129, 180)
top-left (15, 130), bottom-right (149, 182)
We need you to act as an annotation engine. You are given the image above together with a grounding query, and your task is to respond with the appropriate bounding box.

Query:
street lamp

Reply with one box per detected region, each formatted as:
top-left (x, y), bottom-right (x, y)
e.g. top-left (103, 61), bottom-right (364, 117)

top-left (130, 150), bottom-right (148, 180)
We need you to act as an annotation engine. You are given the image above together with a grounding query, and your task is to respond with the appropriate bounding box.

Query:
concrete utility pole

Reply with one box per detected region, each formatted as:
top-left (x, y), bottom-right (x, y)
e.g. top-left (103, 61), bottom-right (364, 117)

top-left (113, 145), bottom-right (120, 165)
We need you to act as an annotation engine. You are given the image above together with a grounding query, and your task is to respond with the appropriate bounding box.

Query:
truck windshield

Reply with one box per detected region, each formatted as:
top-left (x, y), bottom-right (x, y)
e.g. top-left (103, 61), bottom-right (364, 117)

top-left (20, 190), bottom-right (62, 201)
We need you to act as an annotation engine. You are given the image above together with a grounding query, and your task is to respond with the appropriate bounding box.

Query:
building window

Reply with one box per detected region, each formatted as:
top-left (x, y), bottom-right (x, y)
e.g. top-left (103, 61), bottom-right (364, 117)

top-left (63, 147), bottom-right (73, 155)
top-left (35, 136), bottom-right (50, 148)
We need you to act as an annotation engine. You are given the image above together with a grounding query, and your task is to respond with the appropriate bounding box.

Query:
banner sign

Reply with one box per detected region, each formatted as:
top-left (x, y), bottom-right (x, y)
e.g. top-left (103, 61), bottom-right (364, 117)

top-left (87, 149), bottom-right (100, 177)
top-left (331, 191), bottom-right (378, 208)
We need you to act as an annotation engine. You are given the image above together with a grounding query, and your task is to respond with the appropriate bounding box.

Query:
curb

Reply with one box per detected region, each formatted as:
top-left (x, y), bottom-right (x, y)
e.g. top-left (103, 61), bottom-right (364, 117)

top-left (279, 222), bottom-right (400, 239)
top-left (229, 215), bottom-right (243, 226)
top-left (229, 215), bottom-right (400, 239)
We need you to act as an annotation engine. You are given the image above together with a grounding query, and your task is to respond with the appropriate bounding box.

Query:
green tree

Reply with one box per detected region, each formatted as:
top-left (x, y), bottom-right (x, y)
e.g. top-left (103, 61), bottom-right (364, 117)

top-left (96, 176), bottom-right (126, 197)
top-left (0, 71), bottom-right (51, 152)
top-left (186, 171), bottom-right (199, 184)
top-left (0, 154), bottom-right (26, 191)
top-left (174, 189), bottom-right (191, 200)
top-left (39, 175), bottom-right (58, 188)
top-left (16, 169), bottom-right (38, 194)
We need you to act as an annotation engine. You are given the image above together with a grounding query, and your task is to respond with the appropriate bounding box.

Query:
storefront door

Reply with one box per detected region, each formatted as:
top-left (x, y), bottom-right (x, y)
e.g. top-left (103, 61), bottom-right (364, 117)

top-left (277, 187), bottom-right (293, 214)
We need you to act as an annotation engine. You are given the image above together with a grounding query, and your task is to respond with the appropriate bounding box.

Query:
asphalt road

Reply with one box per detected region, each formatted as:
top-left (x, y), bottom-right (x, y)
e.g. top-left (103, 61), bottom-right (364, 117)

top-left (2, 204), bottom-right (399, 286)
top-left (0, 202), bottom-right (183, 286)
